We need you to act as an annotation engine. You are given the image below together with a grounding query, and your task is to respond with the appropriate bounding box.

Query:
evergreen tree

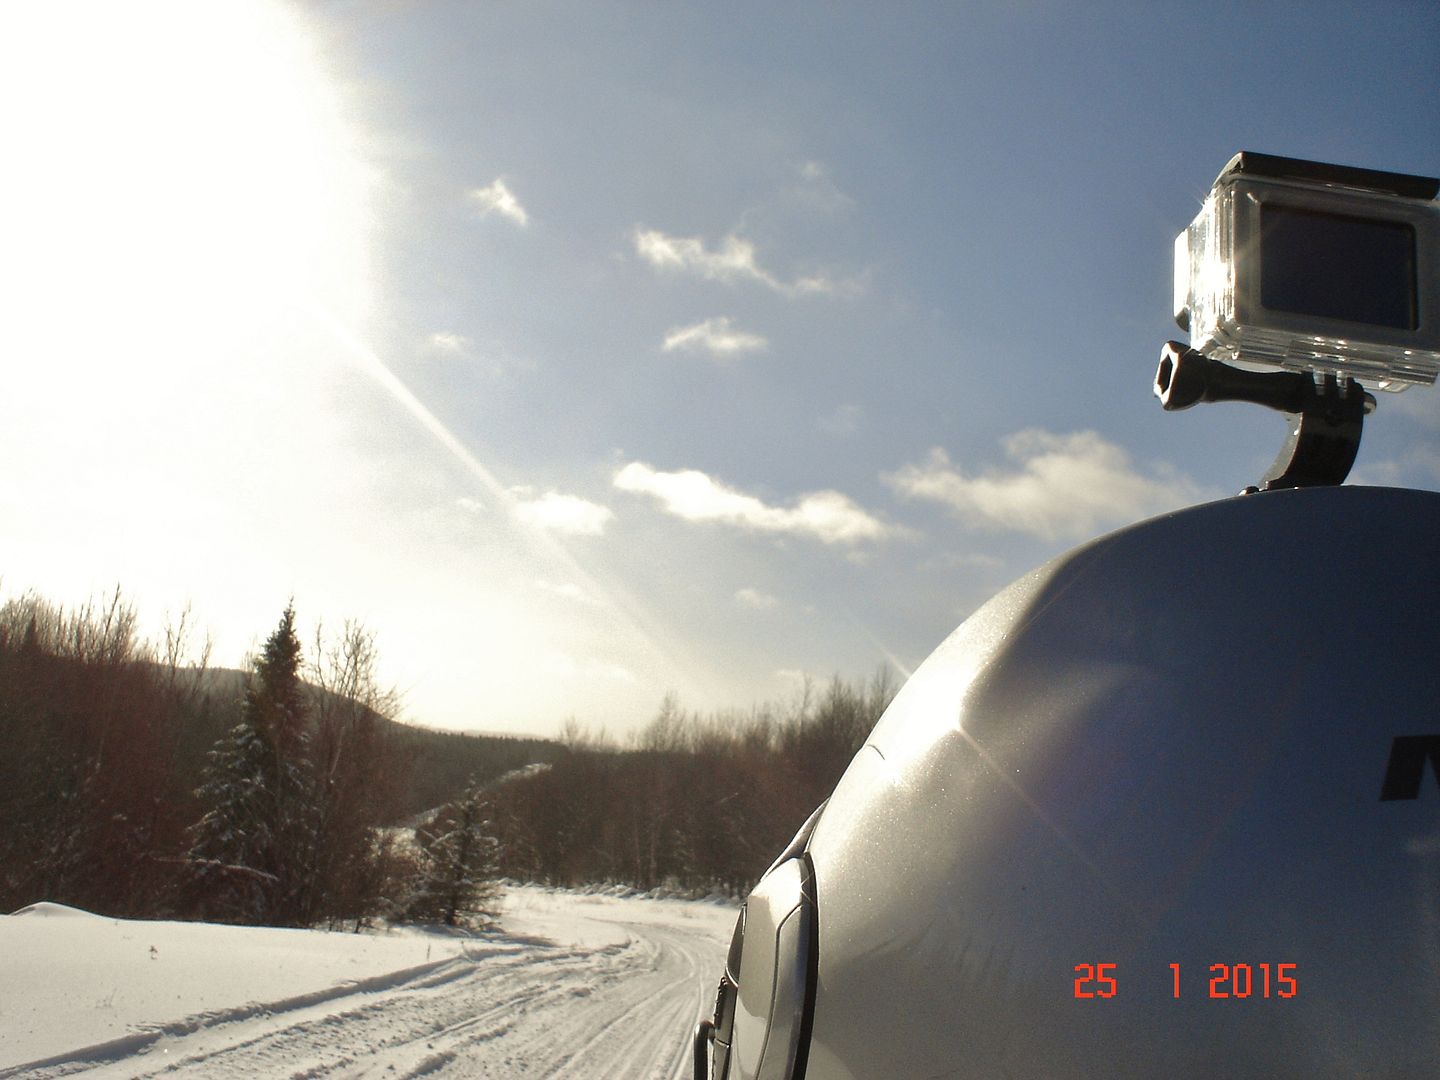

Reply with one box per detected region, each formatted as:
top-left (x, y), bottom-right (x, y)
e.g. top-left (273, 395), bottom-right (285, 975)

top-left (187, 718), bottom-right (277, 922)
top-left (406, 787), bottom-right (499, 927)
top-left (188, 604), bottom-right (317, 925)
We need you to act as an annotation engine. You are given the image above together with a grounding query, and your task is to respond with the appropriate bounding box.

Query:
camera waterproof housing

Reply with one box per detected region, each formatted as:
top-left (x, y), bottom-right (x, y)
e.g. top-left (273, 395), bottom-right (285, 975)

top-left (1174, 151), bottom-right (1440, 390)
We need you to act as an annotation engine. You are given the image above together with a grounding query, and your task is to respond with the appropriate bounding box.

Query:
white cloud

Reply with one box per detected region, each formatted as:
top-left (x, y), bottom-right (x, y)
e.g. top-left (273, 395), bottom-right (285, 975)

top-left (614, 462), bottom-right (894, 545)
top-left (734, 587), bottom-right (778, 609)
top-left (662, 317), bottom-right (767, 359)
top-left (470, 178), bottom-right (529, 226)
top-left (427, 331), bottom-right (470, 355)
top-left (886, 430), bottom-right (1213, 541)
top-left (541, 651), bottom-right (638, 684)
top-left (422, 332), bottom-right (537, 378)
top-left (1351, 443), bottom-right (1440, 487)
top-left (794, 160), bottom-right (856, 214)
top-left (534, 579), bottom-right (597, 605)
top-left (633, 228), bottom-right (838, 297)
top-left (511, 490), bottom-right (614, 536)
top-left (456, 496), bottom-right (484, 514)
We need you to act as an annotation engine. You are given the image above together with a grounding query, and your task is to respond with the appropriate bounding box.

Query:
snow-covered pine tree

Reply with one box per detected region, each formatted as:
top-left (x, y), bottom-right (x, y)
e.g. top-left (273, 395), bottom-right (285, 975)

top-left (406, 787), bottom-right (500, 927)
top-left (187, 716), bottom-right (277, 922)
top-left (188, 604), bottom-right (318, 926)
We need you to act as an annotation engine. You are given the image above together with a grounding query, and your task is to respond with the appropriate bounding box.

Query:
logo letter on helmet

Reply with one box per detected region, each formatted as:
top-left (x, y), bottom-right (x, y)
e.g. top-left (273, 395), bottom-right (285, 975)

top-left (1380, 735), bottom-right (1440, 801)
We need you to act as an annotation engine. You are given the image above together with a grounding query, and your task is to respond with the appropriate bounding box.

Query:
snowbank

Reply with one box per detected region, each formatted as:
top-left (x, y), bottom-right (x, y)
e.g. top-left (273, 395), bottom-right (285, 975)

top-left (0, 886), bottom-right (739, 1075)
top-left (0, 905), bottom-right (466, 1070)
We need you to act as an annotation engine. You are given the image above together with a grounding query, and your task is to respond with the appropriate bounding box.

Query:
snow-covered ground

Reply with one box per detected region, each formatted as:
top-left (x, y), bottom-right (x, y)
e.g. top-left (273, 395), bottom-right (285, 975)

top-left (0, 886), bottom-right (736, 1078)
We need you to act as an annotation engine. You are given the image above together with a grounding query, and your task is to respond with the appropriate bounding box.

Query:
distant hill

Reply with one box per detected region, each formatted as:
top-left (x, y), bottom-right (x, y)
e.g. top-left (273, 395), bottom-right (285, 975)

top-left (171, 667), bottom-right (561, 824)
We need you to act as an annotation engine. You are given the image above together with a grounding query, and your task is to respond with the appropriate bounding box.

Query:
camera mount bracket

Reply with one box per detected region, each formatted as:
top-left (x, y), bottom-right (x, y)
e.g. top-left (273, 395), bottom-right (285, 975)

top-left (1154, 340), bottom-right (1376, 492)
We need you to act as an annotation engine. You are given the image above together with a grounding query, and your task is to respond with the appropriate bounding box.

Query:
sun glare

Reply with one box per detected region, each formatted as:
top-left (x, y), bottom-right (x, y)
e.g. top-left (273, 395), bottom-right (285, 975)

top-left (0, 1), bottom-right (704, 730)
top-left (2, 0), bottom-right (370, 401)
top-left (0, 0), bottom-right (375, 637)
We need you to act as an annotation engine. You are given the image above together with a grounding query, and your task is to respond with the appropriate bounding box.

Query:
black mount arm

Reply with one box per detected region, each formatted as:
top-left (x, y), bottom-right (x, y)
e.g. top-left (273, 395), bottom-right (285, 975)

top-left (1154, 341), bottom-right (1375, 492)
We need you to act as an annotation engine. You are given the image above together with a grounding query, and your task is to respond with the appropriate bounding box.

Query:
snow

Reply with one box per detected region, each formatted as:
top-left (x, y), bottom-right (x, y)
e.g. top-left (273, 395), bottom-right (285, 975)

top-left (0, 886), bottom-right (736, 1078)
top-left (0, 903), bottom-right (466, 1070)
top-left (501, 885), bottom-right (736, 950)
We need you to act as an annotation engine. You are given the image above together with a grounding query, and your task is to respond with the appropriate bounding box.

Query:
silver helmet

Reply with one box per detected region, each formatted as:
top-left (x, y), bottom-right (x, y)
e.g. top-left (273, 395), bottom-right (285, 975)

top-left (696, 484), bottom-right (1440, 1079)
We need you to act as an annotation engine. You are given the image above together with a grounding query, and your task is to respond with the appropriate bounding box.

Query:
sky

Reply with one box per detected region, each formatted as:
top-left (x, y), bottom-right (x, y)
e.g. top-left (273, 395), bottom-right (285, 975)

top-left (2, 1), bottom-right (1437, 738)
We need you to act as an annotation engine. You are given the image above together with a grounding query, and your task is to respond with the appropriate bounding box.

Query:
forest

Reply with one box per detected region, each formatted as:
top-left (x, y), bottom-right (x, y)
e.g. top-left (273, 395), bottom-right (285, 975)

top-left (0, 588), bottom-right (893, 927)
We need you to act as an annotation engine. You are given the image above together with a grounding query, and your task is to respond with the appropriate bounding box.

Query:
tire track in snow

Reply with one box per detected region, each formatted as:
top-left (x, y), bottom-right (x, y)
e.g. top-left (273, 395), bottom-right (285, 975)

top-left (368, 921), bottom-right (718, 1080)
top-left (546, 924), bottom-right (704, 1080)
top-left (16, 897), bottom-right (730, 1080)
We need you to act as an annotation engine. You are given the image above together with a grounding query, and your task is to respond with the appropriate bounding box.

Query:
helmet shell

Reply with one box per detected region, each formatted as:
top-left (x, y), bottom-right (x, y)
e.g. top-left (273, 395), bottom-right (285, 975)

top-left (805, 485), bottom-right (1440, 1079)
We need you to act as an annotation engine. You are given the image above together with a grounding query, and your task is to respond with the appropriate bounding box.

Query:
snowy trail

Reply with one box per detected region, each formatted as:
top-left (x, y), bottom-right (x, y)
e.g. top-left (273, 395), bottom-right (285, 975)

top-left (3, 891), bottom-right (730, 1080)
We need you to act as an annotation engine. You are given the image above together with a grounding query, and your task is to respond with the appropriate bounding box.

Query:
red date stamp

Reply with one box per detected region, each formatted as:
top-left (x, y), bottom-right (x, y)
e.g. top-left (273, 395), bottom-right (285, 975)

top-left (1073, 962), bottom-right (1297, 999)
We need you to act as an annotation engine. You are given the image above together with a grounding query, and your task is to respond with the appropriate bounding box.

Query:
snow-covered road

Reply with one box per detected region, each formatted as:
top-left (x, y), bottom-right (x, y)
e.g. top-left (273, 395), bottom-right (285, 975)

top-left (1, 888), bottom-right (734, 1079)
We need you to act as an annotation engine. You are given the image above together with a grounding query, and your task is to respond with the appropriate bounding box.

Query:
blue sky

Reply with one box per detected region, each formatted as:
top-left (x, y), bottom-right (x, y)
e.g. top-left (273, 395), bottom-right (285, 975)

top-left (2, 1), bottom-right (1437, 736)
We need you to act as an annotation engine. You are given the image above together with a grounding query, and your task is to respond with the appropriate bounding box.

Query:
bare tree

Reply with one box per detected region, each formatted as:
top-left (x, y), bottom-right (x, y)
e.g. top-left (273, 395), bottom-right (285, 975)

top-left (0, 587), bottom-right (190, 916)
top-left (160, 602), bottom-right (213, 712)
top-left (305, 619), bottom-right (408, 926)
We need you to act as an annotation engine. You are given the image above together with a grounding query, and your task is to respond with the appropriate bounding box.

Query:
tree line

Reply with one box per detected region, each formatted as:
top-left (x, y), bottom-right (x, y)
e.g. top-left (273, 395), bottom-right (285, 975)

top-left (486, 673), bottom-right (896, 896)
top-left (0, 590), bottom-right (490, 926)
top-left (0, 586), bottom-right (895, 925)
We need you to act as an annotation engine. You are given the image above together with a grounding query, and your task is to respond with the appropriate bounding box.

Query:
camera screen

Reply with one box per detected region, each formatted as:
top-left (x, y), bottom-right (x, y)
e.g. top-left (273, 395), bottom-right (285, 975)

top-left (1260, 204), bottom-right (1417, 330)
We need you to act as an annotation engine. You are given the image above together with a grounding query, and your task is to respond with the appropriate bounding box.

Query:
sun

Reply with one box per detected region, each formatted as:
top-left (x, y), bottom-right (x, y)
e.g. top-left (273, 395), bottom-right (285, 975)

top-left (0, 0), bottom-right (375, 624)
top-left (0, 0), bottom-right (371, 405)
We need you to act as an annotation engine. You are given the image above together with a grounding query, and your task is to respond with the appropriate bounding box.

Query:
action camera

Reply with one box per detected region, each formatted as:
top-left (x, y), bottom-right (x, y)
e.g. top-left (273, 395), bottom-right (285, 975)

top-left (1174, 151), bottom-right (1440, 390)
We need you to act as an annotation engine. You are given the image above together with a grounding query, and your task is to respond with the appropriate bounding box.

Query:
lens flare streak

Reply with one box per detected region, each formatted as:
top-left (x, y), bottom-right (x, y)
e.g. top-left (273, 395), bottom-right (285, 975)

top-left (308, 305), bottom-right (713, 708)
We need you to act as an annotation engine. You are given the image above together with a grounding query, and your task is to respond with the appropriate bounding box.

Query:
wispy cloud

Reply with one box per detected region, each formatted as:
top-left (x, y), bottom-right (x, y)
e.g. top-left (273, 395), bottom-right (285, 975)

top-left (818, 403), bottom-right (863, 436)
top-left (534, 579), bottom-right (598, 605)
top-left (470, 178), bottom-right (529, 226)
top-left (541, 651), bottom-right (638, 684)
top-left (794, 160), bottom-right (856, 214)
top-left (614, 462), bottom-right (895, 545)
top-left (426, 331), bottom-right (470, 355)
top-left (662, 316), bottom-right (767, 359)
top-left (424, 332), bottom-right (536, 378)
top-left (511, 490), bottom-right (614, 536)
top-left (633, 228), bottom-right (839, 297)
top-left (734, 587), bottom-right (778, 609)
top-left (930, 550), bottom-right (1006, 571)
top-left (886, 429), bottom-right (1213, 541)
top-left (1350, 443), bottom-right (1440, 487)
